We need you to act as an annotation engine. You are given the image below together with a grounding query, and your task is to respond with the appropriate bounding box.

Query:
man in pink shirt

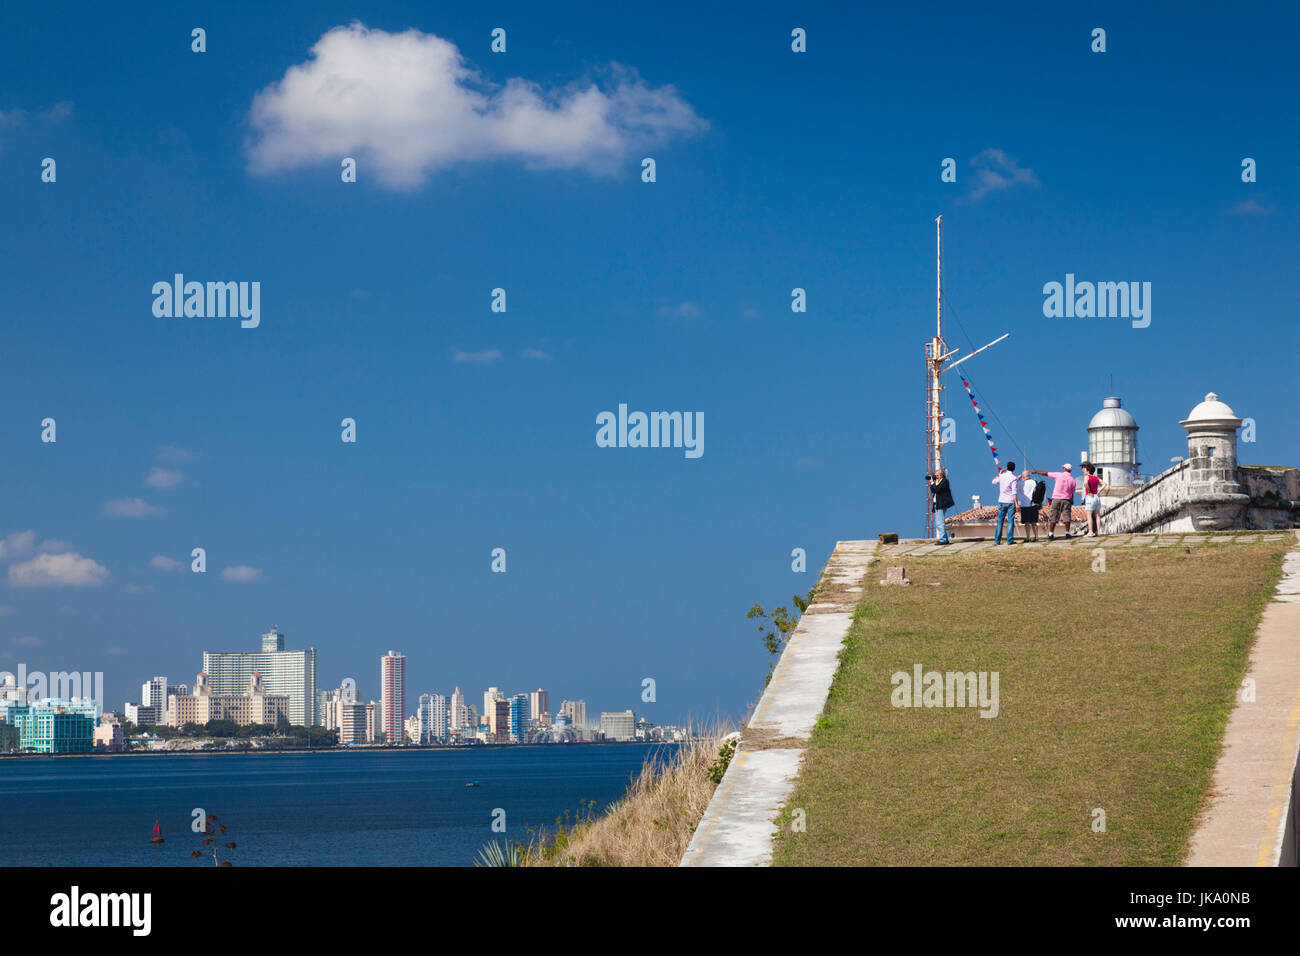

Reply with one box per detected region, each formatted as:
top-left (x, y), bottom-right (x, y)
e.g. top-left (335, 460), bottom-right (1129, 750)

top-left (1027, 463), bottom-right (1077, 540)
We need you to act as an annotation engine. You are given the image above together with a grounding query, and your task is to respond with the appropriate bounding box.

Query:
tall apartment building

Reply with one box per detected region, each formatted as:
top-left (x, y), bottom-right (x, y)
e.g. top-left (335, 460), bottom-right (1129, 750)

top-left (530, 688), bottom-right (548, 723)
top-left (450, 686), bottom-right (467, 730)
top-left (338, 701), bottom-right (367, 745)
top-left (560, 699), bottom-right (586, 731)
top-left (364, 701), bottom-right (377, 742)
top-left (418, 692), bottom-right (448, 742)
top-left (509, 694), bottom-right (529, 740)
top-left (320, 681), bottom-right (359, 733)
top-left (381, 651), bottom-right (405, 745)
top-left (601, 710), bottom-right (636, 742)
top-left (141, 676), bottom-right (168, 721)
top-left (489, 698), bottom-right (510, 743)
top-left (483, 687), bottom-right (503, 720)
top-left (202, 627), bottom-right (317, 726)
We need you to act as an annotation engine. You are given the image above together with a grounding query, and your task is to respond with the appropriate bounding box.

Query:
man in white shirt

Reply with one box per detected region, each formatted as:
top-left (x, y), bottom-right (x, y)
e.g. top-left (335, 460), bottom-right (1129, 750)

top-left (1017, 470), bottom-right (1040, 541)
top-left (990, 461), bottom-right (1020, 545)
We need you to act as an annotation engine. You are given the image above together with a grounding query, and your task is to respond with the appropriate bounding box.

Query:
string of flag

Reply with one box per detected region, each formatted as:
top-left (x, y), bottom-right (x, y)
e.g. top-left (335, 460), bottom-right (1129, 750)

top-left (959, 373), bottom-right (1001, 471)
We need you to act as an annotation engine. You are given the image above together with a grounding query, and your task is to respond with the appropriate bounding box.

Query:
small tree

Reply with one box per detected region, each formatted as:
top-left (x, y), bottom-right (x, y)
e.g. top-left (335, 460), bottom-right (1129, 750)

top-left (191, 813), bottom-right (237, 867)
top-left (748, 587), bottom-right (816, 685)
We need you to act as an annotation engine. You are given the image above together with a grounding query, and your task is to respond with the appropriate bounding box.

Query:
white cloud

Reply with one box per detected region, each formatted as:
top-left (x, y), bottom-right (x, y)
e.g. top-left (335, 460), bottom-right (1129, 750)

top-left (221, 565), bottom-right (262, 583)
top-left (246, 22), bottom-right (706, 189)
top-left (521, 348), bottom-right (551, 360)
top-left (658, 301), bottom-right (702, 319)
top-left (0, 530), bottom-right (36, 561)
top-left (967, 148), bottom-right (1038, 202)
top-left (123, 583), bottom-right (155, 595)
top-left (145, 467), bottom-right (183, 489)
top-left (12, 635), bottom-right (40, 647)
top-left (105, 498), bottom-right (165, 518)
top-left (9, 552), bottom-right (109, 588)
top-left (452, 348), bottom-right (502, 366)
top-left (1228, 199), bottom-right (1273, 216)
top-left (150, 555), bottom-right (184, 573)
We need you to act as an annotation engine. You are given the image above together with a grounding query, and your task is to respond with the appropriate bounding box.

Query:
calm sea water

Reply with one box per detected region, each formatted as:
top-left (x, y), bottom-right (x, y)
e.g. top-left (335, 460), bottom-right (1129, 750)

top-left (0, 744), bottom-right (671, 866)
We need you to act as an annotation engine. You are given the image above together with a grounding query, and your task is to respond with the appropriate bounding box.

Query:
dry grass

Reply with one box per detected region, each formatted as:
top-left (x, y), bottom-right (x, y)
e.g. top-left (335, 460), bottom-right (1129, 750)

top-left (527, 730), bottom-right (731, 866)
top-left (772, 537), bottom-right (1290, 866)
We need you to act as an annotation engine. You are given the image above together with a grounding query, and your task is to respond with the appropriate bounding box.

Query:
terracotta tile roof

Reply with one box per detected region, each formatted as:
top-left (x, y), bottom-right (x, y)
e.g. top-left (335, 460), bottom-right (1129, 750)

top-left (947, 504), bottom-right (1087, 523)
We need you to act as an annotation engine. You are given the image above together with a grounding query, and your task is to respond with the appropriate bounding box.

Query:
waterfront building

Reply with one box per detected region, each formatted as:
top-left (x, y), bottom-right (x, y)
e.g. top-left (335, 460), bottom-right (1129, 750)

top-left (509, 694), bottom-right (529, 740)
top-left (141, 676), bottom-right (168, 722)
top-left (8, 705), bottom-right (95, 754)
top-left (419, 692), bottom-right (448, 743)
top-left (167, 672), bottom-right (289, 728)
top-left (601, 710), bottom-right (636, 741)
top-left (489, 698), bottom-right (510, 743)
top-left (203, 627), bottom-right (317, 726)
top-left (404, 713), bottom-right (421, 745)
top-left (483, 686), bottom-right (503, 720)
top-left (93, 714), bottom-right (124, 752)
top-left (381, 651), bottom-right (406, 745)
top-left (560, 699), bottom-right (587, 731)
top-left (450, 686), bottom-right (467, 730)
top-left (338, 701), bottom-right (367, 744)
top-left (365, 701), bottom-right (377, 742)
top-left (530, 688), bottom-right (548, 723)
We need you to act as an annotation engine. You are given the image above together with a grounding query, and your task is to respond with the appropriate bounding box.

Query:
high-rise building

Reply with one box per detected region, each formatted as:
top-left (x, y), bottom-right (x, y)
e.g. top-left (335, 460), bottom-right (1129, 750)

top-left (489, 698), bottom-right (510, 743)
top-left (364, 701), bottom-right (377, 742)
top-left (141, 676), bottom-right (168, 714)
top-left (381, 652), bottom-right (405, 745)
top-left (450, 686), bottom-right (467, 730)
top-left (530, 688), bottom-right (548, 723)
top-left (601, 710), bottom-right (636, 741)
top-left (320, 682), bottom-right (359, 733)
top-left (338, 701), bottom-right (367, 745)
top-left (560, 699), bottom-right (586, 730)
top-left (483, 686), bottom-right (503, 720)
top-left (509, 694), bottom-right (529, 740)
top-left (418, 692), bottom-right (448, 742)
top-left (203, 627), bottom-right (317, 726)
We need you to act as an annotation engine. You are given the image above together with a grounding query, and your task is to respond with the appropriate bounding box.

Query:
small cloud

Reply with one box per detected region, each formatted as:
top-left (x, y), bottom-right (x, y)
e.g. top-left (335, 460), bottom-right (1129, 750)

top-left (9, 552), bottom-right (110, 588)
top-left (105, 498), bottom-right (165, 518)
top-left (452, 348), bottom-right (502, 365)
top-left (46, 101), bottom-right (74, 121)
top-left (150, 555), bottom-right (184, 573)
top-left (658, 301), bottom-right (702, 319)
top-left (1227, 199), bottom-right (1273, 216)
top-left (123, 583), bottom-right (155, 595)
top-left (157, 444), bottom-right (201, 464)
top-left (521, 348), bottom-right (551, 360)
top-left (0, 530), bottom-right (36, 561)
top-left (221, 565), bottom-right (263, 583)
top-left (38, 539), bottom-right (75, 554)
top-left (145, 467), bottom-right (184, 489)
top-left (742, 307), bottom-right (761, 319)
top-left (12, 635), bottom-right (40, 647)
top-left (966, 148), bottom-right (1038, 202)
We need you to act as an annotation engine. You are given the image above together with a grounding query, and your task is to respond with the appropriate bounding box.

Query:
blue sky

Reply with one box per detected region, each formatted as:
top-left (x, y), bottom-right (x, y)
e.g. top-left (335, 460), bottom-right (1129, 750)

top-left (2, 2), bottom-right (1297, 724)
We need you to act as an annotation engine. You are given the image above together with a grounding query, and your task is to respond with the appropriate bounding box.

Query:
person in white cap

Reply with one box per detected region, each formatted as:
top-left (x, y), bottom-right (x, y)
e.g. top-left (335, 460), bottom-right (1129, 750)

top-left (1026, 463), bottom-right (1077, 540)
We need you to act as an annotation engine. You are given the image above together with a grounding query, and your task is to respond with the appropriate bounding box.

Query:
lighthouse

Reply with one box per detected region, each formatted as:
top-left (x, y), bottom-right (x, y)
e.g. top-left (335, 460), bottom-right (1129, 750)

top-left (1087, 396), bottom-right (1141, 504)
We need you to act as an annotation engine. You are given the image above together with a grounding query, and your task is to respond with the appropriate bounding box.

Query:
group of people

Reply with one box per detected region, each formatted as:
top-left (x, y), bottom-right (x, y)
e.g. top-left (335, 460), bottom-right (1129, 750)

top-left (927, 461), bottom-right (1108, 545)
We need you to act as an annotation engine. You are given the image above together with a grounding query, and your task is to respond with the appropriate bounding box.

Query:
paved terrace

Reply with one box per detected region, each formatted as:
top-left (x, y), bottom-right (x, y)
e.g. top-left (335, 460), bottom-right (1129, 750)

top-left (681, 529), bottom-right (1300, 867)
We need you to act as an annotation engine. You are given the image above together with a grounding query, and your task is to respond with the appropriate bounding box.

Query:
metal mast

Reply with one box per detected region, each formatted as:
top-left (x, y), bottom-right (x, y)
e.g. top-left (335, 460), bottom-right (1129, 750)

top-left (923, 216), bottom-right (1010, 537)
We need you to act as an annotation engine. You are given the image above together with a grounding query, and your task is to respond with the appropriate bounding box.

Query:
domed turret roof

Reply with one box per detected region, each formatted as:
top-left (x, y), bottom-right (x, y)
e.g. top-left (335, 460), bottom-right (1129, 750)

top-left (1181, 392), bottom-right (1242, 428)
top-left (1087, 396), bottom-right (1137, 430)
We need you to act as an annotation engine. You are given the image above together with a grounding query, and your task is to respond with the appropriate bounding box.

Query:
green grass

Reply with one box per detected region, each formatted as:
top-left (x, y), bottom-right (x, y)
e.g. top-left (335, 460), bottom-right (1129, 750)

top-left (771, 538), bottom-right (1290, 866)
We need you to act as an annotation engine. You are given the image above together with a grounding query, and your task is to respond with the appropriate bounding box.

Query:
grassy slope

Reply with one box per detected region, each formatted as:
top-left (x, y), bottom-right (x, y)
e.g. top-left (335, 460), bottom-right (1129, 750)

top-left (772, 538), bottom-right (1289, 866)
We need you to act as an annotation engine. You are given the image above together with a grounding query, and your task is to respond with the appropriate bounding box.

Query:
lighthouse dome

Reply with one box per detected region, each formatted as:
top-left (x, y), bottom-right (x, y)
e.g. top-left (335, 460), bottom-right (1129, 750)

top-left (1087, 396), bottom-right (1137, 431)
top-left (1182, 392), bottom-right (1241, 426)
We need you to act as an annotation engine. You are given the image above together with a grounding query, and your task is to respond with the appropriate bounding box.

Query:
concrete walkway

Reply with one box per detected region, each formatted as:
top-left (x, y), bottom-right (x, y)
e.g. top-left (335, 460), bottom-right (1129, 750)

top-left (1187, 532), bottom-right (1300, 866)
top-left (680, 540), bottom-right (876, 866)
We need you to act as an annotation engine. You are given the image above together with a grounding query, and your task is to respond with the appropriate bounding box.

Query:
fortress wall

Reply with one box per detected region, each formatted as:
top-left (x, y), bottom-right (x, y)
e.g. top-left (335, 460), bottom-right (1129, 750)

top-left (1240, 467), bottom-right (1300, 531)
top-left (1099, 461), bottom-right (1190, 534)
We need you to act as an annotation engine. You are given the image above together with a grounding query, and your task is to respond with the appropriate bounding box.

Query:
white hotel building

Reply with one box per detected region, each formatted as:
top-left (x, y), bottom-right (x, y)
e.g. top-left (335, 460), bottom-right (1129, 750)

top-left (202, 627), bottom-right (318, 727)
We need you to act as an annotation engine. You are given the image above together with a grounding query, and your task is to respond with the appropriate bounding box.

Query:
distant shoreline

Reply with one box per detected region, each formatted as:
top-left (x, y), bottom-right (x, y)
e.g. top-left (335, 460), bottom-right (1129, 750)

top-left (0, 739), bottom-right (686, 760)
